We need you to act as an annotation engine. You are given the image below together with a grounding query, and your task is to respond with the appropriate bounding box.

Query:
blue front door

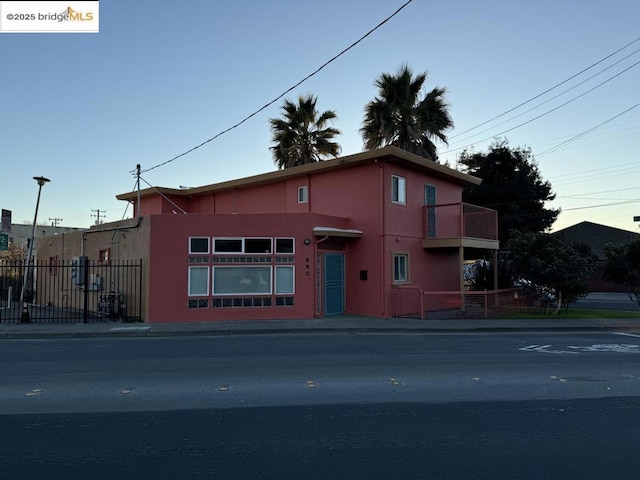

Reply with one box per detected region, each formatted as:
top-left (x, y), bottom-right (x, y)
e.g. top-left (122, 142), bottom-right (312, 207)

top-left (324, 253), bottom-right (345, 316)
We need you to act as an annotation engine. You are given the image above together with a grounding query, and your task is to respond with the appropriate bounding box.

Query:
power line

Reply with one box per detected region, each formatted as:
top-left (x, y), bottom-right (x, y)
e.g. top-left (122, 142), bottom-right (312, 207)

top-left (537, 101), bottom-right (640, 157)
top-left (448, 35), bottom-right (640, 140)
top-left (561, 199), bottom-right (640, 212)
top-left (442, 60), bottom-right (640, 156)
top-left (138, 0), bottom-right (414, 175)
top-left (448, 46), bottom-right (640, 146)
top-left (138, 175), bottom-right (188, 214)
top-left (548, 161), bottom-right (638, 180)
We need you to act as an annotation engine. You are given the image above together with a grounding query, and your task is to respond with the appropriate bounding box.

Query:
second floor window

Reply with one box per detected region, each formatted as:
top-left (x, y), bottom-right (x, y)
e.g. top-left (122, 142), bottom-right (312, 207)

top-left (298, 186), bottom-right (308, 204)
top-left (392, 175), bottom-right (406, 204)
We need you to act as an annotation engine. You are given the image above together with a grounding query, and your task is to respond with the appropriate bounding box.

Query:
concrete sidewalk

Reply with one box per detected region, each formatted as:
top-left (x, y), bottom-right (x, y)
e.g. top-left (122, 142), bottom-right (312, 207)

top-left (1, 315), bottom-right (640, 339)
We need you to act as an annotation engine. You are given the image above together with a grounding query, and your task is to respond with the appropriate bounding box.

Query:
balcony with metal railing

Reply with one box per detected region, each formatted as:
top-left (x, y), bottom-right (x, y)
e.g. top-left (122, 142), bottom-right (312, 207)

top-left (422, 203), bottom-right (499, 250)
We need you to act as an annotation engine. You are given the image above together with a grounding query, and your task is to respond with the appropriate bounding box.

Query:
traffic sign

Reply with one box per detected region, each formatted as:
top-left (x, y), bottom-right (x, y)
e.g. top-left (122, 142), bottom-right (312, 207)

top-left (0, 232), bottom-right (8, 251)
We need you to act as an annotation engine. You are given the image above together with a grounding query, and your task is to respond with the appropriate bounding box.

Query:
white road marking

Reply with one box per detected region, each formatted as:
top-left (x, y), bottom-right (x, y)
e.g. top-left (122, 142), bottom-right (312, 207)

top-left (521, 342), bottom-right (640, 354)
top-left (613, 332), bottom-right (640, 338)
top-left (519, 345), bottom-right (578, 355)
top-left (567, 344), bottom-right (640, 353)
top-left (109, 326), bottom-right (151, 331)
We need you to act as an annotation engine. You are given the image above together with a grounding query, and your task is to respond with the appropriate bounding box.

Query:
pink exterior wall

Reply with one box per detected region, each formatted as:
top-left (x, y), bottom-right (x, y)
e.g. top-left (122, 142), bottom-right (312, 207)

top-left (380, 163), bottom-right (462, 315)
top-left (125, 156), bottom-right (473, 321)
top-left (147, 213), bottom-right (352, 322)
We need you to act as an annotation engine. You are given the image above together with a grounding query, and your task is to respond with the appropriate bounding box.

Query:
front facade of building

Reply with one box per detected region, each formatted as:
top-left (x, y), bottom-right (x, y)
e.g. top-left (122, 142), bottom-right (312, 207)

top-left (37, 147), bottom-right (499, 322)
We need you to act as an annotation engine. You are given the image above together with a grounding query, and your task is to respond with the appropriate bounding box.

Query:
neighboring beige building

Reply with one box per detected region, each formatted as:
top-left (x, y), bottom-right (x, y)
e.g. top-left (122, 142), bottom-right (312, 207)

top-left (8, 223), bottom-right (85, 254)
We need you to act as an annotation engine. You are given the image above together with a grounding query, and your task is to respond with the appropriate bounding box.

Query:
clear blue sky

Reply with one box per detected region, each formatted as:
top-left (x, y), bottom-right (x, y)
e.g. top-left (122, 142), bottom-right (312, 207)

top-left (2, 0), bottom-right (639, 233)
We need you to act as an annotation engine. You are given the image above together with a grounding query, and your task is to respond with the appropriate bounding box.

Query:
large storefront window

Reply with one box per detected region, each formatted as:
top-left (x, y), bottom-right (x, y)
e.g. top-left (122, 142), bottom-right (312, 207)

top-left (188, 237), bottom-right (296, 308)
top-left (213, 266), bottom-right (272, 295)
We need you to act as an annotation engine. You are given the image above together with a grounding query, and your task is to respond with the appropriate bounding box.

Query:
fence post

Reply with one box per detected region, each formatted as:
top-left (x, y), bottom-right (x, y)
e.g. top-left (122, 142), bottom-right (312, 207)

top-left (484, 290), bottom-right (488, 319)
top-left (83, 261), bottom-right (89, 324)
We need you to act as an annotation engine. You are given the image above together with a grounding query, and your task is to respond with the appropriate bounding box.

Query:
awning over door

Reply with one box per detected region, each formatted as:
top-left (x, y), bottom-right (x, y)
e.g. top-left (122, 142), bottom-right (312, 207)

top-left (313, 226), bottom-right (363, 238)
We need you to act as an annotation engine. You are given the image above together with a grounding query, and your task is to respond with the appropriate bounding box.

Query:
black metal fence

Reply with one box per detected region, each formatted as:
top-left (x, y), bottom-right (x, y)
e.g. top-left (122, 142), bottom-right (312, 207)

top-left (0, 259), bottom-right (142, 323)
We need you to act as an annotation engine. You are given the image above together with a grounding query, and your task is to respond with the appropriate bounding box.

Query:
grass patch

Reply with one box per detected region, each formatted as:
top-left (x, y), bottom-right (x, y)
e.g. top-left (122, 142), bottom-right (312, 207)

top-left (502, 308), bottom-right (640, 319)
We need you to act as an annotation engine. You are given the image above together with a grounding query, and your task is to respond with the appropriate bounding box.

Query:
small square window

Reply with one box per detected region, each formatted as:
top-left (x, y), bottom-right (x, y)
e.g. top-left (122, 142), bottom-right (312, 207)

top-left (244, 238), bottom-right (272, 254)
top-left (275, 238), bottom-right (294, 254)
top-left (392, 175), bottom-right (406, 204)
top-left (393, 253), bottom-right (409, 283)
top-left (214, 238), bottom-right (242, 253)
top-left (189, 237), bottom-right (210, 254)
top-left (99, 248), bottom-right (110, 265)
top-left (298, 185), bottom-right (308, 204)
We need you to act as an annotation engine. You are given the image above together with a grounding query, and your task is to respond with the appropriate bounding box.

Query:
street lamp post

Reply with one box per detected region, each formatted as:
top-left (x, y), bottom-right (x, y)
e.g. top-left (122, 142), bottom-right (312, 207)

top-left (19, 176), bottom-right (50, 324)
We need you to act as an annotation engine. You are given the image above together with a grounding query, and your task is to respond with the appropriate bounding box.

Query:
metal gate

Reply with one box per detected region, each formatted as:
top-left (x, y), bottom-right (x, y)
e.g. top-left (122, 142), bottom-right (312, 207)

top-left (0, 259), bottom-right (142, 323)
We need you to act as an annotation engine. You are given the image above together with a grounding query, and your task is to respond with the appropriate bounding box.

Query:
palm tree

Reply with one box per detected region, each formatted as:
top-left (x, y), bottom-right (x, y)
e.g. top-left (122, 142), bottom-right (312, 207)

top-left (360, 65), bottom-right (453, 162)
top-left (269, 95), bottom-right (341, 169)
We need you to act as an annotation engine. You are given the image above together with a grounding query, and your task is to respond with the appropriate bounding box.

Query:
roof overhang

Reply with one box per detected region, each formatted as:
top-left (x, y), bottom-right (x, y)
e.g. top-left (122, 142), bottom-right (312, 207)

top-left (313, 227), bottom-right (363, 238)
top-left (116, 146), bottom-right (482, 202)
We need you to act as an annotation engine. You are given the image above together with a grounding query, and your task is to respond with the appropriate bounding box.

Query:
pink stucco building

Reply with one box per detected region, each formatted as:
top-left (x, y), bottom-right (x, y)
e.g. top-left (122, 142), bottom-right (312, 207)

top-left (39, 146), bottom-right (499, 322)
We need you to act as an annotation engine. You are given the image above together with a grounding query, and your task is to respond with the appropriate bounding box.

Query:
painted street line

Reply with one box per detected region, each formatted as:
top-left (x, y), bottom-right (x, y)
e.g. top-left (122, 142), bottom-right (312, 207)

top-left (520, 343), bottom-right (640, 354)
top-left (613, 332), bottom-right (640, 338)
top-left (567, 344), bottom-right (640, 353)
top-left (519, 345), bottom-right (578, 355)
top-left (109, 326), bottom-right (151, 331)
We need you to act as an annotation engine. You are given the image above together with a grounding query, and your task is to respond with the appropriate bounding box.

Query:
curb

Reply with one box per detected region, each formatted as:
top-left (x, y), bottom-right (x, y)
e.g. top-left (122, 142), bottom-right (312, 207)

top-left (2, 324), bottom-right (640, 340)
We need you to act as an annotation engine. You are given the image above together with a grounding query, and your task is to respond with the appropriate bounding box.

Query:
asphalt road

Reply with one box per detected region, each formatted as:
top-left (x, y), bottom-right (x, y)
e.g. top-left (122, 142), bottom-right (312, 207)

top-left (2, 332), bottom-right (640, 478)
top-left (2, 397), bottom-right (640, 480)
top-left (575, 292), bottom-right (639, 311)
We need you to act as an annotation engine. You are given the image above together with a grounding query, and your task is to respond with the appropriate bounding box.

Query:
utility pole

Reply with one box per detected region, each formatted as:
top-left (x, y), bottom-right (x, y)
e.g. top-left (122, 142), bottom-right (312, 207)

top-left (91, 209), bottom-right (106, 225)
top-left (136, 164), bottom-right (141, 218)
top-left (49, 217), bottom-right (63, 227)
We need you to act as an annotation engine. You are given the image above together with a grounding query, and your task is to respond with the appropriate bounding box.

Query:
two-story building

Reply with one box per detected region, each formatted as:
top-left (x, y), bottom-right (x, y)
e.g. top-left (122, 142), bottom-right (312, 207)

top-left (37, 146), bottom-right (498, 322)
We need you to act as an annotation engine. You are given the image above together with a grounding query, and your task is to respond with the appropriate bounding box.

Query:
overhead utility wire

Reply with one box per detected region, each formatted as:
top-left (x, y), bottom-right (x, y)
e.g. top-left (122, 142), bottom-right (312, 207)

top-left (121, 179), bottom-right (139, 220)
top-left (440, 59), bottom-right (640, 155)
top-left (138, 0), bottom-right (414, 174)
top-left (138, 175), bottom-right (188, 214)
top-left (448, 35), bottom-right (640, 140)
top-left (537, 101), bottom-right (640, 157)
top-left (449, 47), bottom-right (640, 146)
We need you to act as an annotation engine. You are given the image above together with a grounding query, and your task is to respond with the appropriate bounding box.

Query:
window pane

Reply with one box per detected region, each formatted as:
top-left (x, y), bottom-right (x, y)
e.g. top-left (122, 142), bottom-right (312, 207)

top-left (394, 254), bottom-right (407, 282)
top-left (275, 266), bottom-right (294, 294)
top-left (190, 237), bottom-right (209, 254)
top-left (213, 267), bottom-right (271, 294)
top-left (188, 267), bottom-right (209, 296)
top-left (215, 239), bottom-right (242, 253)
top-left (392, 176), bottom-right (406, 203)
top-left (298, 186), bottom-right (308, 203)
top-left (244, 238), bottom-right (272, 254)
top-left (275, 238), bottom-right (294, 254)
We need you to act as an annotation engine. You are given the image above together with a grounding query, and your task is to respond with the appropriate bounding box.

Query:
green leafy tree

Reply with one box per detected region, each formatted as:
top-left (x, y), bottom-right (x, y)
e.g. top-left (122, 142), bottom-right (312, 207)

top-left (0, 242), bottom-right (25, 263)
top-left (360, 65), bottom-right (453, 162)
top-left (508, 231), bottom-right (597, 314)
top-left (269, 94), bottom-right (341, 169)
top-left (459, 139), bottom-right (559, 246)
top-left (603, 239), bottom-right (640, 307)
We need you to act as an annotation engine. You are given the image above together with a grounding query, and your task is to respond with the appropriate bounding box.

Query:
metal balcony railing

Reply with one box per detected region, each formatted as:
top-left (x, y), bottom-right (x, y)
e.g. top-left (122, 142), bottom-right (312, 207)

top-left (423, 203), bottom-right (498, 241)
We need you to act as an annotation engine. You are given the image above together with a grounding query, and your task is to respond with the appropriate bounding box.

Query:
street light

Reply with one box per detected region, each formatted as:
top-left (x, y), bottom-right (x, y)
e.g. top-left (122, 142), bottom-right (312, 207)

top-left (19, 176), bottom-right (50, 323)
